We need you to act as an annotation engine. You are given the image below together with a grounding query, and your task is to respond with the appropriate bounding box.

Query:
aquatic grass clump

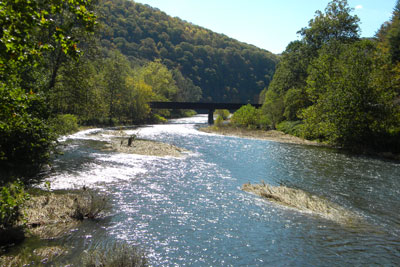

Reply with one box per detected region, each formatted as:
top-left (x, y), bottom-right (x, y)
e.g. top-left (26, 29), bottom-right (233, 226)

top-left (72, 189), bottom-right (111, 220)
top-left (82, 242), bottom-right (148, 267)
top-left (242, 182), bottom-right (361, 225)
top-left (0, 246), bottom-right (67, 266)
top-left (22, 188), bottom-right (110, 239)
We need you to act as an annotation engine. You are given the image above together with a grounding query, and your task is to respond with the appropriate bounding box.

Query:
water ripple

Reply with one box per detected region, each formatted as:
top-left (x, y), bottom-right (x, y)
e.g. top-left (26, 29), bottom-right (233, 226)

top-left (44, 115), bottom-right (400, 266)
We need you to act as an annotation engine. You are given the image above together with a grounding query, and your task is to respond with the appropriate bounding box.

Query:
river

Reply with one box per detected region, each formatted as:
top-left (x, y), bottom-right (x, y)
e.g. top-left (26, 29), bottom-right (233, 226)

top-left (39, 115), bottom-right (400, 265)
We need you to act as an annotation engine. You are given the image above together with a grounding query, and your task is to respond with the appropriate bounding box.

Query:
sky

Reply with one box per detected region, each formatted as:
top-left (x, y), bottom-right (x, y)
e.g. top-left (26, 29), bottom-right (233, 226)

top-left (133, 0), bottom-right (397, 54)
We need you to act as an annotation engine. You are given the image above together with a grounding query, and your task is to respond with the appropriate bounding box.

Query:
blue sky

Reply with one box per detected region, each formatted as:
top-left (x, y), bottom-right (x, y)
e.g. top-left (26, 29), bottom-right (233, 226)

top-left (134, 0), bottom-right (397, 54)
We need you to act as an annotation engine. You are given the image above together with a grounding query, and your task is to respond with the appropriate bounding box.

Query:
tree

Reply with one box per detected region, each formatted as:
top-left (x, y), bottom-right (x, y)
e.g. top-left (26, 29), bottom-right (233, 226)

top-left (261, 0), bottom-right (360, 129)
top-left (301, 40), bottom-right (399, 148)
top-left (172, 69), bottom-right (202, 102)
top-left (0, 0), bottom-right (96, 179)
top-left (102, 51), bottom-right (131, 125)
top-left (298, 0), bottom-right (360, 50)
top-left (126, 77), bottom-right (153, 123)
top-left (231, 104), bottom-right (262, 129)
top-left (261, 41), bottom-right (312, 125)
top-left (139, 61), bottom-right (178, 101)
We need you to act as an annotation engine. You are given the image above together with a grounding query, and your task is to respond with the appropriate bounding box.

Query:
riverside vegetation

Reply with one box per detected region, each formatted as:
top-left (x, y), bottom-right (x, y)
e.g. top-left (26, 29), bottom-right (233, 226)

top-left (1, 0), bottom-right (400, 264)
top-left (209, 0), bottom-right (400, 158)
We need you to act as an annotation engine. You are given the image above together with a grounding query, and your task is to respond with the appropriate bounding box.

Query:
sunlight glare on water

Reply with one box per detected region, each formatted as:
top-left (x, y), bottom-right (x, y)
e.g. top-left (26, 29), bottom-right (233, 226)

top-left (45, 115), bottom-right (400, 266)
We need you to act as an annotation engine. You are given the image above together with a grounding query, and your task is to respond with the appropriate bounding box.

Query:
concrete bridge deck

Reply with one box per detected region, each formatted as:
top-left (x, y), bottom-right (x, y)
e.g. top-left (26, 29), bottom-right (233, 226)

top-left (149, 102), bottom-right (262, 124)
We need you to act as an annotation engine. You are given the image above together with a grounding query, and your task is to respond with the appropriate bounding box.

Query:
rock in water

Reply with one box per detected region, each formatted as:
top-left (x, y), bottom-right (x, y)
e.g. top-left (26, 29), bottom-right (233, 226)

top-left (242, 182), bottom-right (360, 225)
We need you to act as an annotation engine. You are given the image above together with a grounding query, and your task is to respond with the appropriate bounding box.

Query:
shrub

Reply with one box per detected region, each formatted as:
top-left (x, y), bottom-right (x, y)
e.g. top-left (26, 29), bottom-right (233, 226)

top-left (215, 115), bottom-right (224, 127)
top-left (82, 242), bottom-right (148, 267)
top-left (276, 121), bottom-right (304, 137)
top-left (215, 109), bottom-right (230, 120)
top-left (0, 87), bottom-right (55, 179)
top-left (152, 114), bottom-right (167, 123)
top-left (231, 104), bottom-right (262, 129)
top-left (0, 181), bottom-right (29, 230)
top-left (72, 189), bottom-right (110, 220)
top-left (49, 114), bottom-right (79, 136)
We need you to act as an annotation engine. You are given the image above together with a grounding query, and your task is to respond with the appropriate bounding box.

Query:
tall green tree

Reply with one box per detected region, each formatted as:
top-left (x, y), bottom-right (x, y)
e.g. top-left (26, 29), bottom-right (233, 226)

top-left (298, 0), bottom-right (360, 50)
top-left (301, 40), bottom-right (399, 148)
top-left (0, 0), bottom-right (96, 180)
top-left (102, 51), bottom-right (131, 125)
top-left (262, 0), bottom-right (360, 129)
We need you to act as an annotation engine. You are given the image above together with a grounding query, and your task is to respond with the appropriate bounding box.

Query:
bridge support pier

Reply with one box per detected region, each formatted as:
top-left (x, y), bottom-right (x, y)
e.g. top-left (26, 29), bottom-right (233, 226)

top-left (208, 109), bottom-right (215, 124)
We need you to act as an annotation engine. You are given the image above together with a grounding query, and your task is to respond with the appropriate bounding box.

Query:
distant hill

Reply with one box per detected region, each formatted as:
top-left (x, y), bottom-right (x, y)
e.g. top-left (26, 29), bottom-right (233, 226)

top-left (97, 0), bottom-right (278, 103)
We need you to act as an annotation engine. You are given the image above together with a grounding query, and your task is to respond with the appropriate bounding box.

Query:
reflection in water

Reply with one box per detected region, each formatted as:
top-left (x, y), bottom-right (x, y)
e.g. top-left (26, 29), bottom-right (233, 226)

top-left (37, 115), bottom-right (400, 265)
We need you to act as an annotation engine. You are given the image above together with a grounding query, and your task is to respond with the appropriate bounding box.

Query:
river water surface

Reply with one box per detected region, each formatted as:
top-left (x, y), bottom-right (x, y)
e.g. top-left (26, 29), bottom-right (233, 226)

top-left (42, 115), bottom-right (399, 265)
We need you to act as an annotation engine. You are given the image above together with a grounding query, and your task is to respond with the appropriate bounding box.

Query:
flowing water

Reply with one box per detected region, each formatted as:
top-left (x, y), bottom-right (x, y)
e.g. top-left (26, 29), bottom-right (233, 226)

top-left (32, 115), bottom-right (400, 265)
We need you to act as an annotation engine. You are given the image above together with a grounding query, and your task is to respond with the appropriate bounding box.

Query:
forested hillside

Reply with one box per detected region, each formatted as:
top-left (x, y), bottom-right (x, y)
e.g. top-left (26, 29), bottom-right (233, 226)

top-left (97, 0), bottom-right (278, 103)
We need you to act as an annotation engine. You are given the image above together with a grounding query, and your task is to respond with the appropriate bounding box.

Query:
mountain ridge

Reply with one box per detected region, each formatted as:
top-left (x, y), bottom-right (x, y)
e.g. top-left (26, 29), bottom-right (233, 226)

top-left (97, 0), bottom-right (278, 103)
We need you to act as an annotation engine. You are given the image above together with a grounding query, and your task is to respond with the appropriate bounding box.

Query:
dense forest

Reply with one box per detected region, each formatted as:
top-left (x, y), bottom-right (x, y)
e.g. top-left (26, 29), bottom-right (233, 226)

top-left (256, 0), bottom-right (400, 152)
top-left (97, 0), bottom-right (278, 103)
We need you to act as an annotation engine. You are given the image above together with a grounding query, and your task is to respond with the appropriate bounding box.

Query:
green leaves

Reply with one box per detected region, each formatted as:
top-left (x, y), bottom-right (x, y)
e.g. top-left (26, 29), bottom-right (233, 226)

top-left (231, 104), bottom-right (263, 129)
top-left (298, 0), bottom-right (360, 50)
top-left (0, 181), bottom-right (29, 229)
top-left (302, 40), bottom-right (399, 147)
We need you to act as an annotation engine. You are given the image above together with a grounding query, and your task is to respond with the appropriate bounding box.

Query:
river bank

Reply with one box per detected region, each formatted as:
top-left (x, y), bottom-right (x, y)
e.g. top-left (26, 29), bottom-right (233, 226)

top-left (200, 125), bottom-right (400, 160)
top-left (199, 125), bottom-right (322, 146)
top-left (0, 189), bottom-right (109, 266)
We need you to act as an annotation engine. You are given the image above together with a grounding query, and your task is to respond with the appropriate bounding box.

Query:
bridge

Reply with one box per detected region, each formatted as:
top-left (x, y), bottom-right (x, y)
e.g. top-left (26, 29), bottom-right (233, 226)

top-left (149, 102), bottom-right (262, 124)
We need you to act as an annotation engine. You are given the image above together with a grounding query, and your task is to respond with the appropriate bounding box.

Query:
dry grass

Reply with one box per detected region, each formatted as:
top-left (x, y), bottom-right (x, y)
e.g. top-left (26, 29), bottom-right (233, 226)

top-left (82, 242), bottom-right (147, 267)
top-left (242, 182), bottom-right (361, 225)
top-left (200, 125), bottom-right (321, 146)
top-left (22, 189), bottom-right (110, 239)
top-left (71, 189), bottom-right (110, 220)
top-left (0, 246), bottom-right (67, 266)
top-left (108, 138), bottom-right (188, 157)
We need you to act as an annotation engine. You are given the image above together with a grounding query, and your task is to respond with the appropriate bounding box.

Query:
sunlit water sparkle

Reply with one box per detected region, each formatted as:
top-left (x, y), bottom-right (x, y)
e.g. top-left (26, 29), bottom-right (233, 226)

top-left (41, 115), bottom-right (400, 266)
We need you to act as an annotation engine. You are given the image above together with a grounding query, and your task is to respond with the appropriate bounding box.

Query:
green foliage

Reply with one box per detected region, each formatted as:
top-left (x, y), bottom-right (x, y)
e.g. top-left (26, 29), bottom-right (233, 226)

top-left (215, 115), bottom-right (224, 127)
top-left (140, 60), bottom-right (178, 102)
top-left (260, 0), bottom-right (400, 152)
top-left (377, 0), bottom-right (400, 64)
top-left (0, 0), bottom-right (97, 180)
top-left (261, 90), bottom-right (284, 128)
top-left (231, 104), bottom-right (263, 129)
top-left (152, 114), bottom-right (168, 123)
top-left (215, 109), bottom-right (230, 120)
top-left (260, 41), bottom-right (312, 127)
top-left (172, 69), bottom-right (202, 102)
top-left (0, 87), bottom-right (54, 178)
top-left (49, 114), bottom-right (79, 136)
top-left (0, 0), bottom-right (96, 81)
top-left (283, 87), bottom-right (309, 121)
top-left (301, 40), bottom-right (400, 148)
top-left (298, 0), bottom-right (360, 50)
top-left (276, 121), bottom-right (304, 137)
top-left (97, 0), bottom-right (278, 103)
top-left (0, 182), bottom-right (29, 230)
top-left (261, 0), bottom-right (360, 129)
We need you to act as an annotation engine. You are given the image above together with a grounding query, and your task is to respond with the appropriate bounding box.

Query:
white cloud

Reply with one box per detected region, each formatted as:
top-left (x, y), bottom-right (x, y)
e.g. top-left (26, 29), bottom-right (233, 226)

top-left (355, 5), bottom-right (363, 10)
